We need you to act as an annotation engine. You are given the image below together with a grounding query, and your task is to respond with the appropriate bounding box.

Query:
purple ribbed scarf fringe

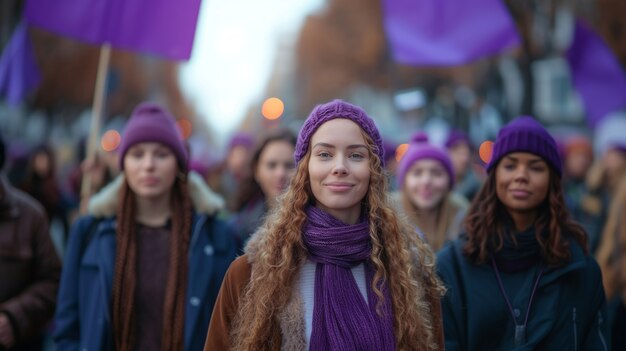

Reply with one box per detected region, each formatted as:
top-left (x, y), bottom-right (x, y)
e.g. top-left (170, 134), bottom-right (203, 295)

top-left (303, 206), bottom-right (396, 351)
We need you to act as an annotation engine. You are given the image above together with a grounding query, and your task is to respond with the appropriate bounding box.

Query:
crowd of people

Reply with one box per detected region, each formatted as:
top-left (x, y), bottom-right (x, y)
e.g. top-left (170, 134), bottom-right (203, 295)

top-left (1, 99), bottom-right (625, 350)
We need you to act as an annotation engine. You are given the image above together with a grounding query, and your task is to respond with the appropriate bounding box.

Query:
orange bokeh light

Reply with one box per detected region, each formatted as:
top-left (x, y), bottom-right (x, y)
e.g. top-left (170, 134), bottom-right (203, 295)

top-left (177, 119), bottom-right (193, 139)
top-left (101, 130), bottom-right (121, 152)
top-left (395, 143), bottom-right (409, 162)
top-left (262, 97), bottom-right (284, 120)
top-left (479, 140), bottom-right (494, 164)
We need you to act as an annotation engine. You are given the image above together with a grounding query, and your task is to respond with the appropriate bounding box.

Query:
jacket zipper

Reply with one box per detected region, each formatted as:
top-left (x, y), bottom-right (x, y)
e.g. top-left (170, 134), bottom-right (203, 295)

top-left (598, 311), bottom-right (608, 351)
top-left (572, 307), bottom-right (578, 351)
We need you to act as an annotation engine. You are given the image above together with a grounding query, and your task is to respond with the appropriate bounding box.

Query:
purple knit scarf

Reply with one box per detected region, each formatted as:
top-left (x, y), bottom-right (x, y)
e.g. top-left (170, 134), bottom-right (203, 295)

top-left (302, 206), bottom-right (396, 351)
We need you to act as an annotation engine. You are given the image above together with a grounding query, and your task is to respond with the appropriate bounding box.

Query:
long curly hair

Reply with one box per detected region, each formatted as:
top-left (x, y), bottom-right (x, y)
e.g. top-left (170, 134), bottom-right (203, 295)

top-left (229, 128), bottom-right (445, 350)
top-left (463, 168), bottom-right (588, 266)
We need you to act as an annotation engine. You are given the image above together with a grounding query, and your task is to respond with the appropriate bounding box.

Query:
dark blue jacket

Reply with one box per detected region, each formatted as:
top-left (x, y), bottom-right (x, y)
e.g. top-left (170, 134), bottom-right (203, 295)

top-left (437, 237), bottom-right (610, 351)
top-left (53, 213), bottom-right (236, 351)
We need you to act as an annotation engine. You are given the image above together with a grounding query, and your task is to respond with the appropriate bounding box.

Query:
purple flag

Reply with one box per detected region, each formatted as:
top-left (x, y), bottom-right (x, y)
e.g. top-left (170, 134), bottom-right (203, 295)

top-left (567, 21), bottom-right (626, 128)
top-left (25, 0), bottom-right (202, 61)
top-left (0, 21), bottom-right (42, 105)
top-left (382, 0), bottom-right (520, 66)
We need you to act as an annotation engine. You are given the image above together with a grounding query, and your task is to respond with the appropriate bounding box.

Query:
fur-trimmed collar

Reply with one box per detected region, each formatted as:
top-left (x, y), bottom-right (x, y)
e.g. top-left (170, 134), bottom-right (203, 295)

top-left (87, 171), bottom-right (225, 217)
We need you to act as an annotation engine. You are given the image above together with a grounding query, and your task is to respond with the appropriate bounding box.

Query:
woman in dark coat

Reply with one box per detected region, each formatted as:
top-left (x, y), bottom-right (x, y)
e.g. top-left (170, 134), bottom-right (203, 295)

top-left (437, 116), bottom-right (609, 350)
top-left (53, 102), bottom-right (236, 351)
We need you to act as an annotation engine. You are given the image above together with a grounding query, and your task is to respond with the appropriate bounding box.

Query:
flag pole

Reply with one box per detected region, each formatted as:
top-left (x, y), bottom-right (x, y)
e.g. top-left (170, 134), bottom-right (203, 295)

top-left (79, 43), bottom-right (111, 214)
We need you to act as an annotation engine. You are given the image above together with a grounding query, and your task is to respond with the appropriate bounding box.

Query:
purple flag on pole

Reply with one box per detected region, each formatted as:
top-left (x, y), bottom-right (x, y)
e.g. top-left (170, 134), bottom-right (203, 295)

top-left (25, 0), bottom-right (202, 61)
top-left (0, 21), bottom-right (42, 105)
top-left (567, 21), bottom-right (626, 128)
top-left (382, 0), bottom-right (520, 66)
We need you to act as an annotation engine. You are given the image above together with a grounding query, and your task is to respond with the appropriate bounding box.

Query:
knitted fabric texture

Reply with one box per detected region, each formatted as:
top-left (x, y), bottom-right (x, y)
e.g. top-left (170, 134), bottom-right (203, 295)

top-left (302, 206), bottom-right (396, 350)
top-left (294, 100), bottom-right (384, 165)
top-left (486, 116), bottom-right (562, 176)
top-left (397, 132), bottom-right (455, 189)
top-left (118, 102), bottom-right (188, 171)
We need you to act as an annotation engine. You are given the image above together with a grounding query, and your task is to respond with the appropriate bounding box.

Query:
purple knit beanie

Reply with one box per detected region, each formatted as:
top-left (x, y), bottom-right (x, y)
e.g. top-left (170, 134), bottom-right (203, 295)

top-left (118, 102), bottom-right (188, 171)
top-left (227, 132), bottom-right (255, 151)
top-left (397, 132), bottom-right (455, 189)
top-left (294, 99), bottom-right (384, 165)
top-left (486, 116), bottom-right (562, 176)
top-left (445, 129), bottom-right (471, 149)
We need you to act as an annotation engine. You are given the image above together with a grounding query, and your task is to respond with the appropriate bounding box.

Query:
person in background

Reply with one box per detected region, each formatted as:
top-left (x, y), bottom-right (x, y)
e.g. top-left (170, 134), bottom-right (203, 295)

top-left (0, 132), bottom-right (61, 351)
top-left (54, 102), bottom-right (236, 351)
top-left (445, 129), bottom-right (481, 201)
top-left (561, 135), bottom-right (593, 222)
top-left (597, 176), bottom-right (626, 351)
top-left (66, 138), bottom-right (117, 221)
top-left (229, 128), bottom-right (296, 251)
top-left (437, 116), bottom-right (609, 350)
top-left (207, 132), bottom-right (255, 210)
top-left (579, 142), bottom-right (626, 254)
top-left (382, 139), bottom-right (399, 191)
top-left (18, 144), bottom-right (69, 254)
top-left (395, 132), bottom-right (468, 252)
top-left (205, 100), bottom-right (445, 350)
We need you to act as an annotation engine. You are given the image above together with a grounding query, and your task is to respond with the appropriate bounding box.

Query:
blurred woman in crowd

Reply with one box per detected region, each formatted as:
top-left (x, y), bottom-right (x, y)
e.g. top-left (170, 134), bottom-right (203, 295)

top-left (207, 132), bottom-right (255, 208)
top-left (229, 128), bottom-right (296, 250)
top-left (445, 129), bottom-right (481, 201)
top-left (561, 135), bottom-right (593, 220)
top-left (577, 115), bottom-right (626, 254)
top-left (437, 116), bottom-right (609, 350)
top-left (597, 177), bottom-right (626, 350)
top-left (54, 102), bottom-right (236, 351)
top-left (395, 132), bottom-right (468, 252)
top-left (19, 144), bottom-right (69, 245)
top-left (205, 100), bottom-right (445, 350)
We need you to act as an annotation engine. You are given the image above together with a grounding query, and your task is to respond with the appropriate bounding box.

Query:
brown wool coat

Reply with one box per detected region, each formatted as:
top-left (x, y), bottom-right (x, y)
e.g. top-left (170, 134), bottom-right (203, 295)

top-left (0, 176), bottom-right (61, 344)
top-left (204, 255), bottom-right (445, 351)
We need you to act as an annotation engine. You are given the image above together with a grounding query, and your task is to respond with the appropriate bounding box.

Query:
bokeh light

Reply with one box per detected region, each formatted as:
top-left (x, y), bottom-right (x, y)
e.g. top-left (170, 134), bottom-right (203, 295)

top-left (395, 143), bottom-right (409, 162)
top-left (177, 119), bottom-right (193, 139)
top-left (479, 140), bottom-right (494, 164)
top-left (262, 97), bottom-right (284, 120)
top-left (101, 130), bottom-right (121, 152)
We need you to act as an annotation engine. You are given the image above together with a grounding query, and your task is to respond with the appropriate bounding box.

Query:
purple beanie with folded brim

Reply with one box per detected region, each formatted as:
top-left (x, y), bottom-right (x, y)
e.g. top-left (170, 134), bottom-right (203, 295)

top-left (486, 116), bottom-right (562, 176)
top-left (118, 102), bottom-right (188, 171)
top-left (294, 99), bottom-right (384, 165)
top-left (397, 133), bottom-right (455, 189)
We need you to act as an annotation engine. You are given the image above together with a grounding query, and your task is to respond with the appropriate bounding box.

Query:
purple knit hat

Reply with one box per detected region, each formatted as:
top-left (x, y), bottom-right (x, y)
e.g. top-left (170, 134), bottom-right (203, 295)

top-left (486, 116), bottom-right (562, 176)
top-left (227, 132), bottom-right (255, 151)
top-left (397, 132), bottom-right (455, 189)
top-left (294, 100), bottom-right (384, 165)
top-left (445, 129), bottom-right (472, 149)
top-left (118, 102), bottom-right (188, 171)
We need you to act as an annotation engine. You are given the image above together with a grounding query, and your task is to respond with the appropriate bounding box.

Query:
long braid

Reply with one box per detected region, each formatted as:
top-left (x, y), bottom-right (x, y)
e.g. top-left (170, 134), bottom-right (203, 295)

top-left (162, 178), bottom-right (192, 351)
top-left (112, 181), bottom-right (138, 351)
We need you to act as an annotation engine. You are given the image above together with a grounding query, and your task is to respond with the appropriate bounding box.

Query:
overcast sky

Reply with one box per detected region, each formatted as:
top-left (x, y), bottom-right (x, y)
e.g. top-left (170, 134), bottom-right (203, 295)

top-left (180, 0), bottom-right (324, 146)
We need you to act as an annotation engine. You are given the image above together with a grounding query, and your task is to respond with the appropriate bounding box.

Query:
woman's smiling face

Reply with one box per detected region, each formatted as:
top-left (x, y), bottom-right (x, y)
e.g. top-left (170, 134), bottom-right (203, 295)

top-left (308, 119), bottom-right (371, 224)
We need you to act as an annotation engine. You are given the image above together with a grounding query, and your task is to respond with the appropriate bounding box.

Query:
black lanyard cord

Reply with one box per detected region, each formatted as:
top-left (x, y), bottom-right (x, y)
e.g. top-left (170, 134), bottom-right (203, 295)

top-left (490, 254), bottom-right (544, 346)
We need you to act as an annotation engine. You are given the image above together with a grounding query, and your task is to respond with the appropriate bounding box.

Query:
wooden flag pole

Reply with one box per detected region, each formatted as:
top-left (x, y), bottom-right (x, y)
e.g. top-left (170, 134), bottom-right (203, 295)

top-left (79, 43), bottom-right (111, 214)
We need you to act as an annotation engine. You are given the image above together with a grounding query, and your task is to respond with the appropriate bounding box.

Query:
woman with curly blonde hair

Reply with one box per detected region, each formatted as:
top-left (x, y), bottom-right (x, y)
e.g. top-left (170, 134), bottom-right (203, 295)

top-left (204, 100), bottom-right (445, 350)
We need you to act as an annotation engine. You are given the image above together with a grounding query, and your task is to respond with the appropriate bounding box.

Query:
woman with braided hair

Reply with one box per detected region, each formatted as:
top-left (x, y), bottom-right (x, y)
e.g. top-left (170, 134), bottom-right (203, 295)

top-left (204, 99), bottom-right (445, 350)
top-left (53, 102), bottom-right (236, 351)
